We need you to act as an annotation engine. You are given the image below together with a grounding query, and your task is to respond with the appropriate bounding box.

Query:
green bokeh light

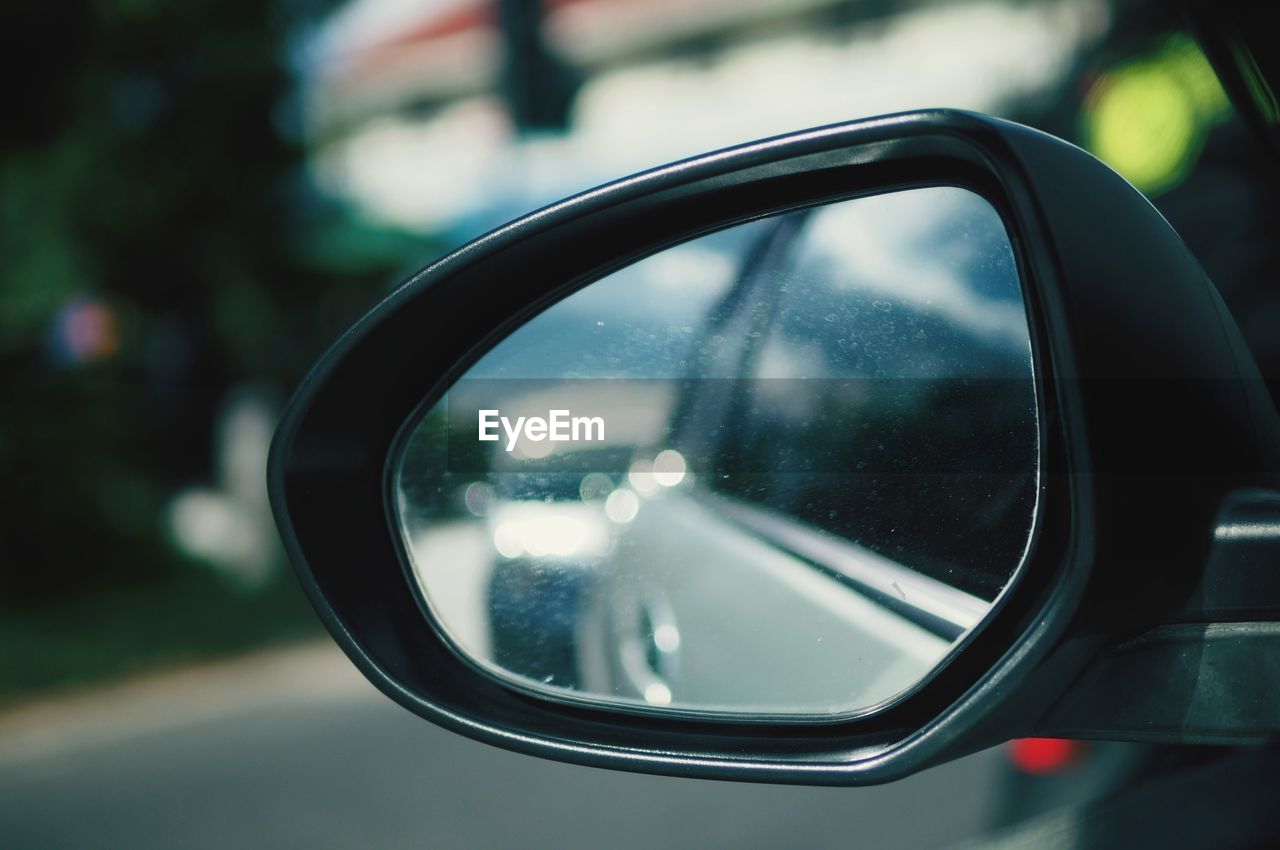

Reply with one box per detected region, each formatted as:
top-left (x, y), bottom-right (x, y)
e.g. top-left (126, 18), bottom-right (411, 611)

top-left (1082, 35), bottom-right (1230, 196)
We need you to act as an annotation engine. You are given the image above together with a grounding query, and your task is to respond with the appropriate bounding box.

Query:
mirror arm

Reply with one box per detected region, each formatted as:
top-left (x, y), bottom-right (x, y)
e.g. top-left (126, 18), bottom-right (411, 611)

top-left (1031, 489), bottom-right (1280, 744)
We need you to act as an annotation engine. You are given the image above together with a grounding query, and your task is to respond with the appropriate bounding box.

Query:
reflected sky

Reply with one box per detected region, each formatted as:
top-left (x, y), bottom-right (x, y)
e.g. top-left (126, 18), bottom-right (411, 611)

top-left (464, 187), bottom-right (1027, 381)
top-left (795, 187), bottom-right (1028, 353)
top-left (466, 218), bottom-right (769, 379)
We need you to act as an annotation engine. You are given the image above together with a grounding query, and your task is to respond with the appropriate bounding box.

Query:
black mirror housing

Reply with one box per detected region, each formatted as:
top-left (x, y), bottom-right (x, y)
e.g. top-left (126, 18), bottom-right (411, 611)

top-left (269, 109), bottom-right (1280, 785)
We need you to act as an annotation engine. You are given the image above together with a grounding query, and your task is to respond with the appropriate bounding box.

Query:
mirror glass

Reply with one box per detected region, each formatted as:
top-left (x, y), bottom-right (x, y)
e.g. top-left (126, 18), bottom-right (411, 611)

top-left (393, 187), bottom-right (1038, 721)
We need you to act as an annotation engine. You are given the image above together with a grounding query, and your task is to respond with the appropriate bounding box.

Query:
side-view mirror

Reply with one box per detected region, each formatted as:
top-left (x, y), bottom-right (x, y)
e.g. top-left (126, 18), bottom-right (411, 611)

top-left (269, 109), bottom-right (1280, 785)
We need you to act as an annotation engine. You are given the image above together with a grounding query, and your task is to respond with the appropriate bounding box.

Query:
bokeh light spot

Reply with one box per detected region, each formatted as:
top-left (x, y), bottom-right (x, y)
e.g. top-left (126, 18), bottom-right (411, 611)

top-left (1082, 35), bottom-right (1230, 196)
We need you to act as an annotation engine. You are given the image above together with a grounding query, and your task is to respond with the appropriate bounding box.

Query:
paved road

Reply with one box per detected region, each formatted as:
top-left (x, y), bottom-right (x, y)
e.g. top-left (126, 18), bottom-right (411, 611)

top-left (0, 643), bottom-right (1005, 849)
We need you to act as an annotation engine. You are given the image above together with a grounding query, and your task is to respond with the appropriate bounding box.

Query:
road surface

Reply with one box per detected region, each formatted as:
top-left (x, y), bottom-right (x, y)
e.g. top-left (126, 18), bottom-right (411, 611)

top-left (0, 642), bottom-right (1005, 849)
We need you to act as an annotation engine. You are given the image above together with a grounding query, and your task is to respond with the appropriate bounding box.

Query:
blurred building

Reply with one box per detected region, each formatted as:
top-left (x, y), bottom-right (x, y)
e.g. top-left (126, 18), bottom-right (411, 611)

top-left (300, 0), bottom-right (1110, 234)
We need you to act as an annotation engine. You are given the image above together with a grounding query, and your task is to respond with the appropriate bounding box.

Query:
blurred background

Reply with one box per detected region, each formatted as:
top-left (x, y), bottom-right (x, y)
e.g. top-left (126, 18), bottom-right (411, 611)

top-left (2, 0), bottom-right (1278, 846)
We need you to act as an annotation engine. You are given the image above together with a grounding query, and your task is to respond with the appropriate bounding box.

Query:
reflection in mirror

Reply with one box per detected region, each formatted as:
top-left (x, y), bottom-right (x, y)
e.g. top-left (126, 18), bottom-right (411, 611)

top-left (394, 187), bottom-right (1038, 721)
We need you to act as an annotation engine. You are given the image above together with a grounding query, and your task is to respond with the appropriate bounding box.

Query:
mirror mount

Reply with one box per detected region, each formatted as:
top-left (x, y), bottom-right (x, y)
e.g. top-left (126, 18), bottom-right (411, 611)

top-left (1031, 488), bottom-right (1280, 745)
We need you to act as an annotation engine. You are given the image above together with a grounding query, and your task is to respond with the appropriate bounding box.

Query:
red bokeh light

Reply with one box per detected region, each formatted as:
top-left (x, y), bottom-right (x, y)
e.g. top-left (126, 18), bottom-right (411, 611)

top-left (1006, 737), bottom-right (1087, 775)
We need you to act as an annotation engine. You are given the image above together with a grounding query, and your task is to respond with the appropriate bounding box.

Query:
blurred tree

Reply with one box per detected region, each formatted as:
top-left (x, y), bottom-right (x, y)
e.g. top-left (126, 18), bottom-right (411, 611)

top-left (0, 0), bottom-right (425, 600)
